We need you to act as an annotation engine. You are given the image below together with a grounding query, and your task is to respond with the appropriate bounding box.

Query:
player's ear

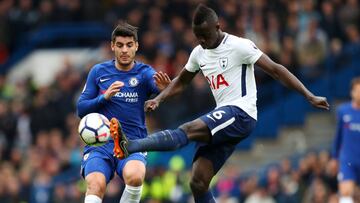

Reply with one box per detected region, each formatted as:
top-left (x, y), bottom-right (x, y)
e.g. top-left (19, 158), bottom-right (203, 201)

top-left (135, 41), bottom-right (139, 51)
top-left (110, 41), bottom-right (115, 51)
top-left (216, 22), bottom-right (220, 30)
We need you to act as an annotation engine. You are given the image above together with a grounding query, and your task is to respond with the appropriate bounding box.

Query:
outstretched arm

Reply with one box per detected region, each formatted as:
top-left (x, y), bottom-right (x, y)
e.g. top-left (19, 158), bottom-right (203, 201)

top-left (145, 68), bottom-right (197, 111)
top-left (256, 54), bottom-right (330, 110)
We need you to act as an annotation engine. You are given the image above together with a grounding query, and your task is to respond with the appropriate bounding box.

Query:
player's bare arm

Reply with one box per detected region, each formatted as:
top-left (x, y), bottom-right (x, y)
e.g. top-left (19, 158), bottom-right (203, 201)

top-left (256, 54), bottom-right (330, 110)
top-left (153, 71), bottom-right (171, 91)
top-left (145, 68), bottom-right (197, 112)
top-left (104, 81), bottom-right (124, 100)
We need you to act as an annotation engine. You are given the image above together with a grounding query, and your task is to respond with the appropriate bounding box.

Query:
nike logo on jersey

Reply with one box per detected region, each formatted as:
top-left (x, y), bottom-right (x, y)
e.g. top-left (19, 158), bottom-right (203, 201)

top-left (200, 64), bottom-right (206, 67)
top-left (100, 78), bottom-right (111, 83)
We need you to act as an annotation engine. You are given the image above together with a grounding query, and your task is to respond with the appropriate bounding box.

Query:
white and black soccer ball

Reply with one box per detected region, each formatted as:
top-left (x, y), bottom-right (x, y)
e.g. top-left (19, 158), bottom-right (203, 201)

top-left (78, 113), bottom-right (111, 146)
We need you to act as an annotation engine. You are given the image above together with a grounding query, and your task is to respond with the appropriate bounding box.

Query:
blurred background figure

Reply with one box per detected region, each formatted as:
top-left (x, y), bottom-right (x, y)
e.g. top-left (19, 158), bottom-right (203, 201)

top-left (332, 77), bottom-right (360, 203)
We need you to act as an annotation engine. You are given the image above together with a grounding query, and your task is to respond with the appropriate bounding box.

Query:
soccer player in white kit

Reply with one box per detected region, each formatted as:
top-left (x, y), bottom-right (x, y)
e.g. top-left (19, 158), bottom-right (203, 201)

top-left (109, 4), bottom-right (330, 203)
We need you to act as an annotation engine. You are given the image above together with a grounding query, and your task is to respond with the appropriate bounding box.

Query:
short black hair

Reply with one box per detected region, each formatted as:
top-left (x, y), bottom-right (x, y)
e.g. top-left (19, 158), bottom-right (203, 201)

top-left (351, 77), bottom-right (360, 90)
top-left (111, 22), bottom-right (138, 42)
top-left (192, 4), bottom-right (218, 26)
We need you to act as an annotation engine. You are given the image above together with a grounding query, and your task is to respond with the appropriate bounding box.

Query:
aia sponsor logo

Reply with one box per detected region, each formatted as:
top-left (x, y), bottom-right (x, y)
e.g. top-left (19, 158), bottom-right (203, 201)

top-left (205, 74), bottom-right (229, 90)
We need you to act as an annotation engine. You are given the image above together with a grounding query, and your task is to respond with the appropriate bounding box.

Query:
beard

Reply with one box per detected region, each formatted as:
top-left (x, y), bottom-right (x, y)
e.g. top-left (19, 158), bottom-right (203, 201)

top-left (116, 56), bottom-right (133, 67)
top-left (118, 60), bottom-right (132, 66)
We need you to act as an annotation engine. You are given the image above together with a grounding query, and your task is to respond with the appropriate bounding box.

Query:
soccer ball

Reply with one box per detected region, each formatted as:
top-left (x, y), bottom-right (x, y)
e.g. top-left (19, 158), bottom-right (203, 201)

top-left (78, 113), bottom-right (111, 146)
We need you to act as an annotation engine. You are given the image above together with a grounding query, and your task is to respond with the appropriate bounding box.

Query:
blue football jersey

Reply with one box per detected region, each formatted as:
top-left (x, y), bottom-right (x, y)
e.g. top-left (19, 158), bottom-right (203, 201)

top-left (77, 60), bottom-right (159, 141)
top-left (333, 102), bottom-right (360, 163)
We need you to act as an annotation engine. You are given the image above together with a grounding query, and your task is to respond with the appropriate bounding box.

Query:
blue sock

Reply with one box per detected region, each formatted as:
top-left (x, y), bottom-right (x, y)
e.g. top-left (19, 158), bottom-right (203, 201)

top-left (127, 128), bottom-right (189, 153)
top-left (194, 191), bottom-right (216, 203)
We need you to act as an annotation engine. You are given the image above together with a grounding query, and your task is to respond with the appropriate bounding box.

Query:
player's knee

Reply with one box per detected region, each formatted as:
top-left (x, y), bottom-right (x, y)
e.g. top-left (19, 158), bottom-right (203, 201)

top-left (340, 189), bottom-right (353, 197)
top-left (190, 177), bottom-right (208, 195)
top-left (123, 161), bottom-right (145, 186)
top-left (86, 175), bottom-right (106, 196)
top-left (179, 122), bottom-right (192, 134)
top-left (123, 170), bottom-right (144, 186)
top-left (339, 181), bottom-right (355, 196)
top-left (124, 175), bottom-right (144, 186)
top-left (179, 121), bottom-right (201, 136)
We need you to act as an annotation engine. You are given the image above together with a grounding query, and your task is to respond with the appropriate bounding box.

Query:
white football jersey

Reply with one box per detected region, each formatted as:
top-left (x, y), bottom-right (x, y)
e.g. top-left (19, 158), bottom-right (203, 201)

top-left (185, 33), bottom-right (263, 120)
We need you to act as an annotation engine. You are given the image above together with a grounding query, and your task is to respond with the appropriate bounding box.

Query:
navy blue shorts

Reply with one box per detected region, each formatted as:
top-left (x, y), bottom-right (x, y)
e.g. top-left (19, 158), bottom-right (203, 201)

top-left (338, 159), bottom-right (360, 184)
top-left (80, 144), bottom-right (147, 184)
top-left (194, 105), bottom-right (256, 173)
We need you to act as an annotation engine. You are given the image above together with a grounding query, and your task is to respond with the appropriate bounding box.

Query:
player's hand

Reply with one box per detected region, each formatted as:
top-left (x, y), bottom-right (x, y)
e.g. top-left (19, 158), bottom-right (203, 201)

top-left (154, 71), bottom-right (171, 91)
top-left (104, 81), bottom-right (124, 100)
top-left (144, 99), bottom-right (160, 112)
top-left (308, 96), bottom-right (330, 110)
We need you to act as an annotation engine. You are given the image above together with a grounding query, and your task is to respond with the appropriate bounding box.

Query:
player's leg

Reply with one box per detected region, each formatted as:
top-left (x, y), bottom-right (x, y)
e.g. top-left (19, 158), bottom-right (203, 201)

top-left (119, 104), bottom-right (255, 154)
top-left (84, 172), bottom-right (106, 203)
top-left (110, 117), bottom-right (209, 158)
top-left (338, 160), bottom-right (358, 203)
top-left (188, 106), bottom-right (255, 202)
top-left (339, 181), bottom-right (355, 203)
top-left (116, 153), bottom-right (147, 203)
top-left (190, 157), bottom-right (216, 203)
top-left (190, 142), bottom-right (238, 203)
top-left (110, 105), bottom-right (255, 158)
top-left (82, 152), bottom-right (114, 203)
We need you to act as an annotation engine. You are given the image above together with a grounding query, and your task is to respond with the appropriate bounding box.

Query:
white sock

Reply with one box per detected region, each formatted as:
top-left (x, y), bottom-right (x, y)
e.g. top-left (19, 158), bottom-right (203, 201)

top-left (119, 185), bottom-right (143, 203)
top-left (340, 196), bottom-right (354, 203)
top-left (85, 194), bottom-right (102, 203)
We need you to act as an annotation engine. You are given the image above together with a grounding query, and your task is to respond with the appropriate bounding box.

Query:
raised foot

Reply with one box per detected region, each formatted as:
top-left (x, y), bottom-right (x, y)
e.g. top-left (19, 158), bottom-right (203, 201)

top-left (110, 118), bottom-right (128, 159)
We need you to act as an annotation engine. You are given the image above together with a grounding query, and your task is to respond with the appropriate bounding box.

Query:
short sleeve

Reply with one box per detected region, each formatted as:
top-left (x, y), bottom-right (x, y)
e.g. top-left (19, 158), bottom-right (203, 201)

top-left (236, 39), bottom-right (263, 64)
top-left (143, 66), bottom-right (159, 95)
top-left (185, 46), bottom-right (200, 72)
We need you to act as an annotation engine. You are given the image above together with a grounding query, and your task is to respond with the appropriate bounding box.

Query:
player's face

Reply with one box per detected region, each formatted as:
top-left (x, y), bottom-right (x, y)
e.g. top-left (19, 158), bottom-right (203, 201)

top-left (351, 83), bottom-right (360, 104)
top-left (111, 36), bottom-right (138, 67)
top-left (193, 21), bottom-right (220, 49)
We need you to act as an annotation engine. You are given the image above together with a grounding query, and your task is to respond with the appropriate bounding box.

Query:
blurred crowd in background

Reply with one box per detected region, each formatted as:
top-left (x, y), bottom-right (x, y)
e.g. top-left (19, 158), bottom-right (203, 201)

top-left (0, 0), bottom-right (359, 202)
top-left (1, 0), bottom-right (360, 79)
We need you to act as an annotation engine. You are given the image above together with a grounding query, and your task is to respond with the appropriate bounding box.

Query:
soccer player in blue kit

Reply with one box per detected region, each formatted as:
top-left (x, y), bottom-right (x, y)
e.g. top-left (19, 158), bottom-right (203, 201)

top-left (332, 77), bottom-right (360, 203)
top-left (77, 22), bottom-right (170, 203)
top-left (109, 4), bottom-right (330, 203)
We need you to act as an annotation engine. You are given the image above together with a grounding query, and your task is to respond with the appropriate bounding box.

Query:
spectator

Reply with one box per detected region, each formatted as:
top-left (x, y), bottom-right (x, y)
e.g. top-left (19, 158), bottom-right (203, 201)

top-left (297, 18), bottom-right (327, 80)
